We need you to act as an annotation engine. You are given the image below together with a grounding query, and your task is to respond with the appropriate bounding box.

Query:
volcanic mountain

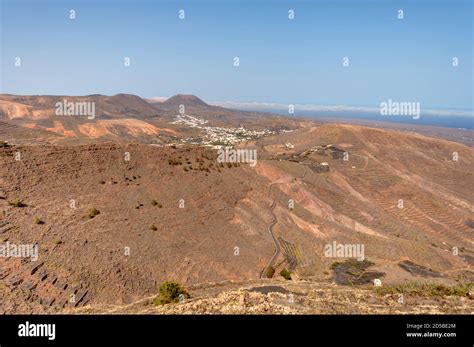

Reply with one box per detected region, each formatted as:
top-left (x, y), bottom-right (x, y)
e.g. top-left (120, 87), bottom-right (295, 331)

top-left (159, 94), bottom-right (210, 109)
top-left (0, 93), bottom-right (162, 120)
top-left (0, 93), bottom-right (180, 144)
top-left (150, 94), bottom-right (307, 130)
top-left (0, 93), bottom-right (305, 144)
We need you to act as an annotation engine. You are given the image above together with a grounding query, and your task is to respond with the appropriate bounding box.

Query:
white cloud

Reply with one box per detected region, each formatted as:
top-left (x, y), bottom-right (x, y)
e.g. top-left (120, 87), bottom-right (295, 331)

top-left (146, 96), bottom-right (168, 103)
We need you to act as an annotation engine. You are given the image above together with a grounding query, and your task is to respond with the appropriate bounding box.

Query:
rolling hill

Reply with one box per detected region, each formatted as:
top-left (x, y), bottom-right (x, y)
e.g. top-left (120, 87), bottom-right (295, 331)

top-left (0, 93), bottom-right (305, 144)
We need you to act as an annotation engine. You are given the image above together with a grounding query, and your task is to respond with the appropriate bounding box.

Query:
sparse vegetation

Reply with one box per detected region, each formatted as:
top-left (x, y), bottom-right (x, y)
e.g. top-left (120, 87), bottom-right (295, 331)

top-left (265, 266), bottom-right (275, 278)
top-left (168, 158), bottom-right (182, 166)
top-left (280, 268), bottom-right (292, 280)
top-left (88, 208), bottom-right (100, 219)
top-left (9, 199), bottom-right (27, 208)
top-left (151, 200), bottom-right (162, 208)
top-left (375, 282), bottom-right (473, 298)
top-left (54, 240), bottom-right (62, 245)
top-left (149, 224), bottom-right (158, 231)
top-left (153, 281), bottom-right (189, 305)
top-left (33, 216), bottom-right (44, 225)
top-left (330, 259), bottom-right (374, 270)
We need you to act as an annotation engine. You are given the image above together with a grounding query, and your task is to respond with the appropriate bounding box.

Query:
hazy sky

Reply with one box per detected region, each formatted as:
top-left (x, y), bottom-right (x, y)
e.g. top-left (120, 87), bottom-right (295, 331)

top-left (1, 0), bottom-right (472, 110)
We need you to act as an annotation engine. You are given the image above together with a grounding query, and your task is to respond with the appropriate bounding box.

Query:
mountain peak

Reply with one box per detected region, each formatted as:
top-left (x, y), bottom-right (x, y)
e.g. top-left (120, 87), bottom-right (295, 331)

top-left (163, 94), bottom-right (209, 108)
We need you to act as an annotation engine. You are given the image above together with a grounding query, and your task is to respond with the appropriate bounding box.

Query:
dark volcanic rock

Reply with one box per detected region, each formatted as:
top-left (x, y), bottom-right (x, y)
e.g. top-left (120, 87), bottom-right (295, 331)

top-left (331, 259), bottom-right (385, 285)
top-left (398, 260), bottom-right (443, 278)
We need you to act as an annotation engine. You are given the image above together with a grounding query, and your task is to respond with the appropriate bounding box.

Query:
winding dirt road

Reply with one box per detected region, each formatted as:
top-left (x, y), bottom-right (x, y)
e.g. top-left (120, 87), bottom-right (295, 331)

top-left (260, 165), bottom-right (307, 278)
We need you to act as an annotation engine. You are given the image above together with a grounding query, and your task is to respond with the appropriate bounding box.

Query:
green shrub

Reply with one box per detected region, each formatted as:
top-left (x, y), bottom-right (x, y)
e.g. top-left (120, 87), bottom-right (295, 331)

top-left (330, 259), bottom-right (373, 270)
top-left (153, 281), bottom-right (189, 306)
top-left (280, 268), bottom-right (292, 280)
top-left (33, 216), bottom-right (44, 225)
top-left (149, 224), bottom-right (158, 231)
top-left (265, 266), bottom-right (275, 278)
top-left (151, 200), bottom-right (162, 208)
top-left (88, 208), bottom-right (100, 219)
top-left (168, 158), bottom-right (182, 166)
top-left (9, 199), bottom-right (26, 208)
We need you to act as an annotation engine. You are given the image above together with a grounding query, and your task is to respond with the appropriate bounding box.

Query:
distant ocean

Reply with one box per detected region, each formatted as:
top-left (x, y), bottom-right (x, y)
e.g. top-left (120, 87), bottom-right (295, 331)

top-left (213, 101), bottom-right (473, 130)
top-left (260, 109), bottom-right (473, 130)
top-left (298, 110), bottom-right (474, 130)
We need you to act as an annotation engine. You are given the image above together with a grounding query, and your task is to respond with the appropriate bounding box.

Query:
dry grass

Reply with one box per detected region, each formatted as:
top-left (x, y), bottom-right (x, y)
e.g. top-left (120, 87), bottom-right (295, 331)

top-left (375, 282), bottom-right (473, 297)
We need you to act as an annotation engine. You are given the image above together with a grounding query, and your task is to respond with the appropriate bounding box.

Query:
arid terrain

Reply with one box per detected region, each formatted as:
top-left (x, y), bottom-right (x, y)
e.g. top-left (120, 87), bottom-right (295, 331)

top-left (0, 94), bottom-right (472, 314)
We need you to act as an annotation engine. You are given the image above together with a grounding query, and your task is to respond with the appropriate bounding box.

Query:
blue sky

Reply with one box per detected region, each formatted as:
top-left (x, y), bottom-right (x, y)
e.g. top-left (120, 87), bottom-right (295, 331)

top-left (0, 0), bottom-right (472, 110)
